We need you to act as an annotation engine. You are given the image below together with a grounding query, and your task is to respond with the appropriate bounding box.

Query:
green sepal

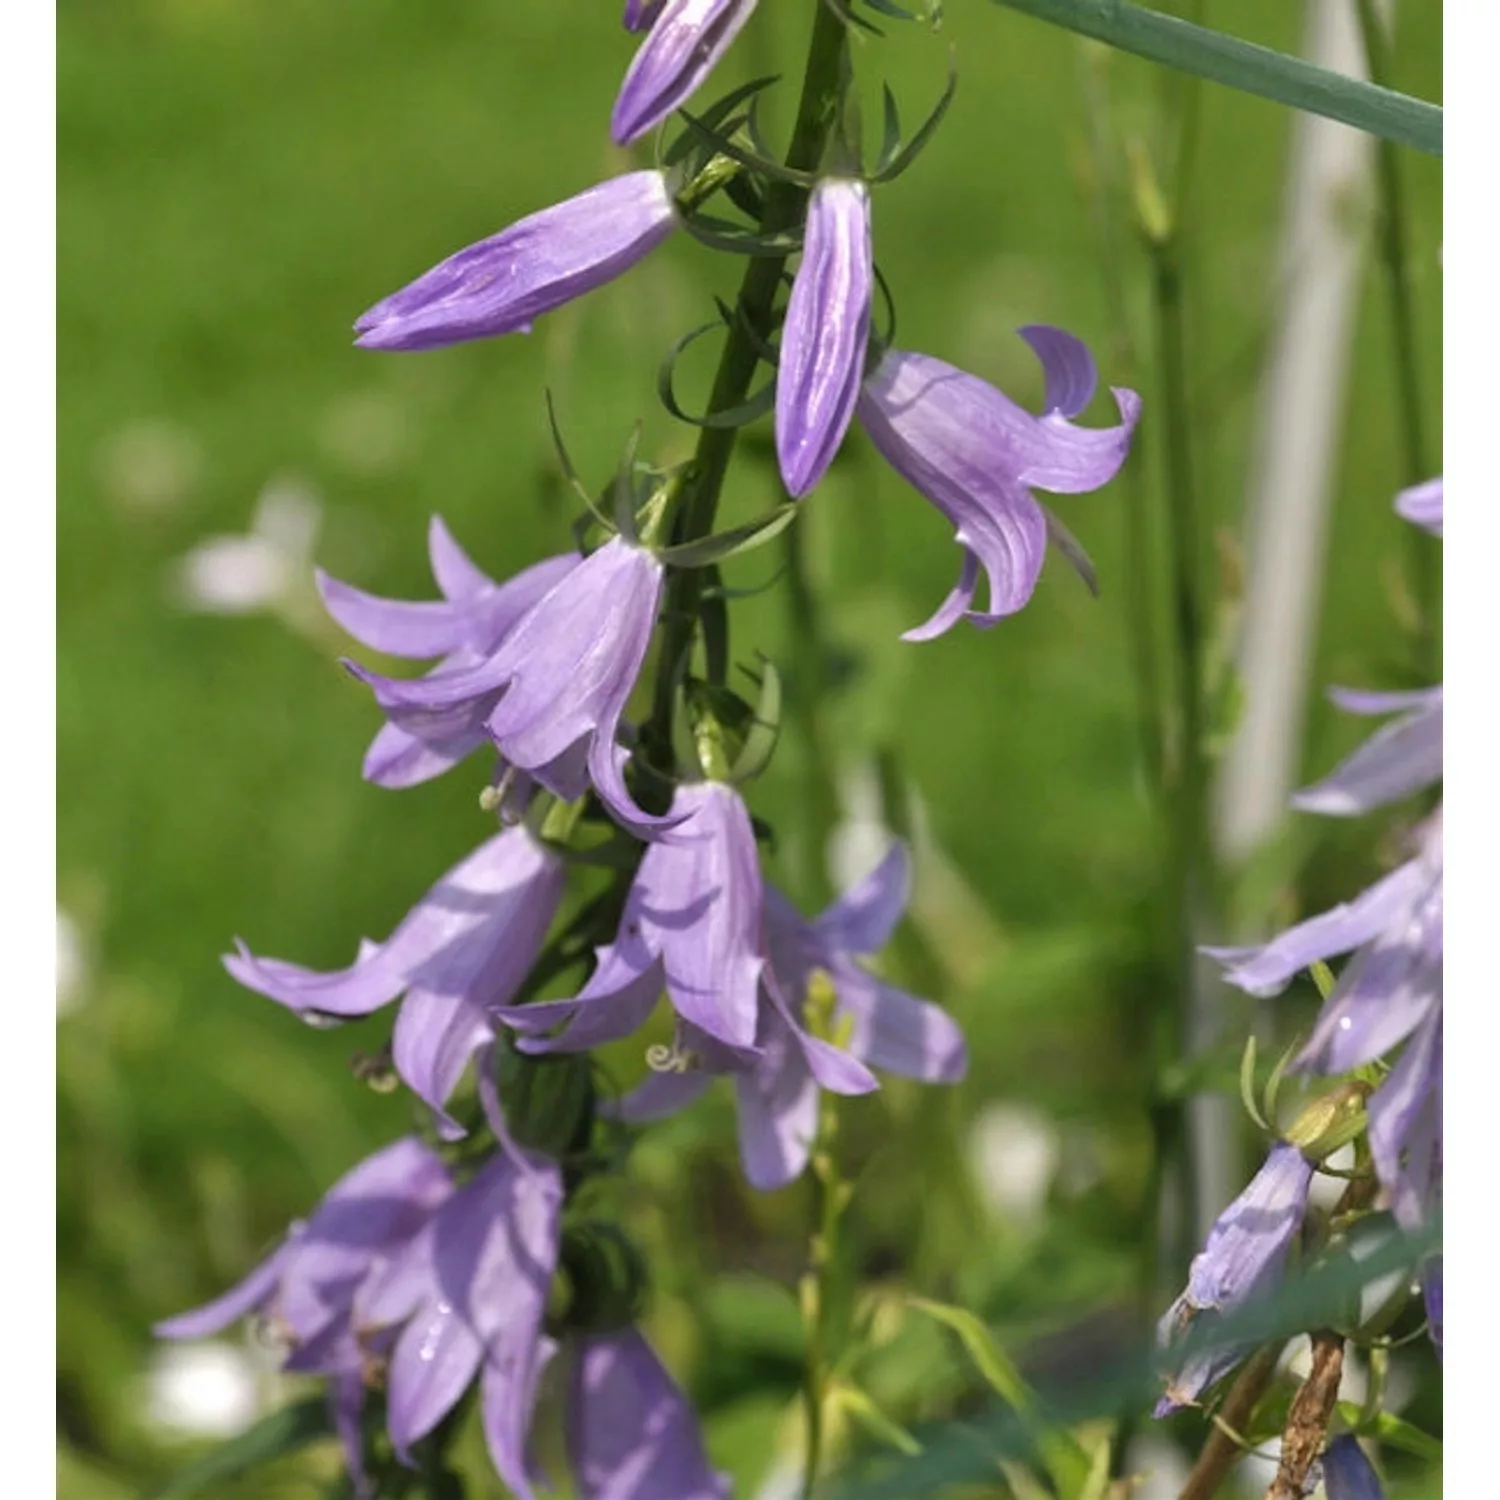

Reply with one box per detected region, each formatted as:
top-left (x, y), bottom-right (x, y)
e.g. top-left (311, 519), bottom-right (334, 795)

top-left (676, 207), bottom-right (803, 258)
top-left (658, 319), bottom-right (777, 430)
top-left (545, 391), bottom-right (617, 539)
top-left (871, 54), bottom-right (958, 183)
top-left (729, 655), bottom-right (783, 784)
top-left (662, 74), bottom-right (783, 168)
top-left (654, 503), bottom-right (799, 569)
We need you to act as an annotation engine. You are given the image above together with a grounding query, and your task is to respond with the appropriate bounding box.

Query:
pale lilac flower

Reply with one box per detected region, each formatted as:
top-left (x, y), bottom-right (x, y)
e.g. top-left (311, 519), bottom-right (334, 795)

top-left (226, 825), bottom-right (565, 1137)
top-left (499, 780), bottom-right (770, 1052)
top-left (359, 1146), bottom-right (563, 1499)
top-left (355, 172), bottom-right (677, 351)
top-left (318, 516), bottom-right (578, 788)
top-left (856, 326), bottom-right (1141, 640)
top-left (622, 0), bottom-right (668, 29)
top-left (582, 841), bottom-right (957, 1190)
top-left (611, 0), bottom-right (760, 145)
top-left (351, 535), bottom-right (672, 835)
top-left (1395, 474), bottom-right (1442, 536)
top-left (566, 1326), bottom-right (730, 1500)
top-left (1321, 1435), bottom-right (1385, 1500)
top-left (777, 178), bottom-right (872, 498)
top-left (1154, 1143), bottom-right (1315, 1415)
top-left (1292, 686), bottom-right (1442, 818)
top-left (155, 1137), bottom-right (453, 1495)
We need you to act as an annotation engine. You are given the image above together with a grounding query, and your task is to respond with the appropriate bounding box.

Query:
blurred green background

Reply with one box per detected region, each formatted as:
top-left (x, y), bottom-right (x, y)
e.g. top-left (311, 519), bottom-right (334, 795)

top-left (57, 1), bottom-right (1441, 1495)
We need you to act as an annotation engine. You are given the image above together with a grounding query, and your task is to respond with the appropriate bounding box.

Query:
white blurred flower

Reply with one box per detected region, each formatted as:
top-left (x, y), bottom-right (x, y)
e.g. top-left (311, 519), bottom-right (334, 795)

top-left (1123, 1432), bottom-right (1192, 1500)
top-left (144, 1341), bottom-right (262, 1439)
top-left (57, 908), bottom-right (88, 1019)
top-left (171, 475), bottom-right (322, 618)
top-left (99, 420), bottom-right (204, 514)
top-left (967, 1102), bottom-right (1060, 1227)
top-left (317, 389), bottom-right (416, 476)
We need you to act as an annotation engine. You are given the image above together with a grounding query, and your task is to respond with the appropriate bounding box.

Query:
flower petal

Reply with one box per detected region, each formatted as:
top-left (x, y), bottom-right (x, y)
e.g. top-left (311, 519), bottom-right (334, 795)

top-left (1293, 689), bottom-right (1442, 816)
top-left (776, 178), bottom-right (872, 498)
top-left (812, 841), bottom-right (910, 956)
top-left (1395, 476), bottom-right (1442, 536)
top-left (153, 1242), bottom-right (290, 1340)
top-left (831, 958), bottom-right (967, 1083)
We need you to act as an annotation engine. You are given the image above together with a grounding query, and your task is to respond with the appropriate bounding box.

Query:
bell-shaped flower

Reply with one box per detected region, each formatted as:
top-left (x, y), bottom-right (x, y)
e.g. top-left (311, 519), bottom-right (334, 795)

top-left (1321, 1436), bottom-right (1386, 1500)
top-left (351, 534), bottom-right (672, 836)
top-left (499, 780), bottom-right (768, 1052)
top-left (319, 517), bottom-right (578, 788)
top-left (355, 172), bottom-right (678, 351)
top-left (594, 842), bottom-right (958, 1190)
top-left (155, 1137), bottom-right (454, 1496)
top-left (565, 1326), bottom-right (730, 1500)
top-left (360, 1146), bottom-right (564, 1499)
top-left (855, 326), bottom-right (1141, 640)
top-left (611, 0), bottom-right (760, 145)
top-left (776, 177), bottom-right (873, 498)
top-left (1154, 1142), bottom-right (1315, 1415)
top-left (1291, 686), bottom-right (1442, 818)
top-left (226, 825), bottom-right (566, 1137)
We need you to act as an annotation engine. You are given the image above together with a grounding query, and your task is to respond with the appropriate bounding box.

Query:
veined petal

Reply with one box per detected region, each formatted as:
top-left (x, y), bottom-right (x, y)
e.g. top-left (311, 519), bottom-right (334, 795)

top-left (644, 782), bottom-right (766, 1049)
top-left (363, 719), bottom-right (484, 789)
top-left (225, 828), bottom-right (562, 1021)
top-left (427, 515), bottom-right (495, 601)
top-left (733, 1028), bottom-right (818, 1190)
top-left (830, 957), bottom-right (967, 1083)
top-left (566, 1327), bottom-right (730, 1500)
top-left (481, 1333), bottom-right (557, 1500)
top-left (356, 173), bottom-right (677, 351)
top-left (500, 937), bottom-right (667, 1054)
top-left (386, 1298), bottom-right (483, 1462)
top-left (611, 0), bottom-right (760, 145)
top-left (1204, 858), bottom-right (1429, 997)
top-left (1293, 689), bottom-right (1442, 816)
top-left (316, 572), bottom-right (480, 659)
top-left (623, 1), bottom-right (669, 31)
top-left (776, 178), bottom-right (872, 498)
top-left (812, 841), bottom-right (911, 956)
top-left (1366, 1007), bottom-right (1442, 1226)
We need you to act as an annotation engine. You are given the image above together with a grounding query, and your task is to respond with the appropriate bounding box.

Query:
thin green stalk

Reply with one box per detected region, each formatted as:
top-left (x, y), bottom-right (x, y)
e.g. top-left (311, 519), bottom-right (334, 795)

top-left (645, 3), bottom-right (850, 763)
top-left (1353, 0), bottom-right (1438, 679)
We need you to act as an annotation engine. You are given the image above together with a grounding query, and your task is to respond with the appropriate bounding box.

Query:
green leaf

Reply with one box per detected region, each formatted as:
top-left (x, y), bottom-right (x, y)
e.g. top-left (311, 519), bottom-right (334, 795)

top-left (988, 0), bottom-right (1441, 157)
top-left (906, 1298), bottom-right (1092, 1497)
top-left (831, 1383), bottom-right (924, 1457)
top-left (654, 504), bottom-right (799, 568)
top-left (149, 1398), bottom-right (332, 1499)
top-left (1335, 1404), bottom-right (1443, 1463)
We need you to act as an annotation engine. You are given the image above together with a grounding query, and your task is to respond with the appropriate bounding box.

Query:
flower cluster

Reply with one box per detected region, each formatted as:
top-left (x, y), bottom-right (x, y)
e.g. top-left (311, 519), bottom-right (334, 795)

top-left (1156, 480), bottom-right (1444, 1413)
top-left (158, 6), bottom-right (1142, 1496)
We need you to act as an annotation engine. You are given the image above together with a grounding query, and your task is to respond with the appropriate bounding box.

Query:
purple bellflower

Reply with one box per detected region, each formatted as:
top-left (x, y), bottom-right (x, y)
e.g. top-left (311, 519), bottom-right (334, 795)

top-left (1396, 474), bottom-right (1442, 536)
top-left (357, 1145), bottom-right (563, 1499)
top-left (777, 177), bottom-right (873, 498)
top-left (1154, 1142), bottom-right (1315, 1415)
top-left (350, 533), bottom-right (674, 836)
top-left (566, 1326), bottom-right (730, 1500)
top-left (355, 172), bottom-right (677, 351)
top-left (1321, 1435), bottom-right (1386, 1500)
top-left (318, 517), bottom-right (578, 789)
top-left (155, 1137), bottom-right (454, 1496)
top-left (226, 824), bottom-right (565, 1137)
top-left (856, 326), bottom-right (1141, 640)
top-left (611, 0), bottom-right (760, 145)
top-left (617, 842), bottom-right (961, 1190)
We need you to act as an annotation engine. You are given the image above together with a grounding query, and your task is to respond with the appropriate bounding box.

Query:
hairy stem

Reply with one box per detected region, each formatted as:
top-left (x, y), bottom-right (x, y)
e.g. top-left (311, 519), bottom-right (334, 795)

top-left (1353, 0), bottom-right (1437, 679)
top-left (645, 2), bottom-right (850, 763)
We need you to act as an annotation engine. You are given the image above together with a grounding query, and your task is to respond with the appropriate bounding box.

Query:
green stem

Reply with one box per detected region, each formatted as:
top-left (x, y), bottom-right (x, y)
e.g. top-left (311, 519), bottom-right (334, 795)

top-left (800, 1088), bottom-right (848, 1500)
top-left (785, 516), bottom-right (839, 908)
top-left (645, 2), bottom-right (850, 764)
top-left (1353, 0), bottom-right (1438, 679)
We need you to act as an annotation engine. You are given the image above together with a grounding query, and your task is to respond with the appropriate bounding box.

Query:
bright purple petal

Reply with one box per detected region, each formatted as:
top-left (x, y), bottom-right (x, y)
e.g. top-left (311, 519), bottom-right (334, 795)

top-left (776, 178), bottom-right (872, 497)
top-left (357, 173), bottom-right (677, 350)
top-left (610, 0), bottom-right (760, 145)
top-left (1204, 858), bottom-right (1429, 998)
top-left (1018, 324), bottom-right (1098, 418)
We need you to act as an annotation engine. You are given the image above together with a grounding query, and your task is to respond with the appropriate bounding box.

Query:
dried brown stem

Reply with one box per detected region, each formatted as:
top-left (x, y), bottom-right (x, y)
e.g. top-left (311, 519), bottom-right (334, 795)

top-left (1265, 1329), bottom-right (1344, 1500)
top-left (1178, 1342), bottom-right (1283, 1500)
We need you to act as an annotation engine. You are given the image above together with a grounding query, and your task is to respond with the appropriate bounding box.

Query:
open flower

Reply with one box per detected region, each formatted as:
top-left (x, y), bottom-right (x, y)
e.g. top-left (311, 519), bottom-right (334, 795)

top-left (350, 534), bottom-right (671, 835)
top-left (776, 178), bottom-right (873, 498)
top-left (155, 1138), bottom-right (454, 1496)
top-left (611, 0), bottom-right (760, 145)
top-left (856, 326), bottom-right (1140, 640)
top-left (1154, 1142), bottom-right (1315, 1414)
top-left (319, 516), bottom-right (578, 788)
top-left (358, 1146), bottom-right (563, 1499)
top-left (498, 780), bottom-right (769, 1052)
top-left (226, 825), bottom-right (565, 1136)
top-left (355, 172), bottom-right (677, 351)
top-left (566, 1326), bottom-right (729, 1500)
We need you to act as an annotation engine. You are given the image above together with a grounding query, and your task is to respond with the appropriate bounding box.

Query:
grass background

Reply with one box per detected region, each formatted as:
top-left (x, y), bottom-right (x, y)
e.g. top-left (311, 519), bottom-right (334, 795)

top-left (57, 1), bottom-right (1441, 1494)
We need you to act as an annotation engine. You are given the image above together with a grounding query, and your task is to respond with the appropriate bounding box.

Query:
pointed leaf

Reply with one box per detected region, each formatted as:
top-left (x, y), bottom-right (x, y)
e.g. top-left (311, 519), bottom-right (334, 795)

top-left (149, 1399), bottom-right (332, 1499)
top-left (655, 505), bottom-right (799, 569)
